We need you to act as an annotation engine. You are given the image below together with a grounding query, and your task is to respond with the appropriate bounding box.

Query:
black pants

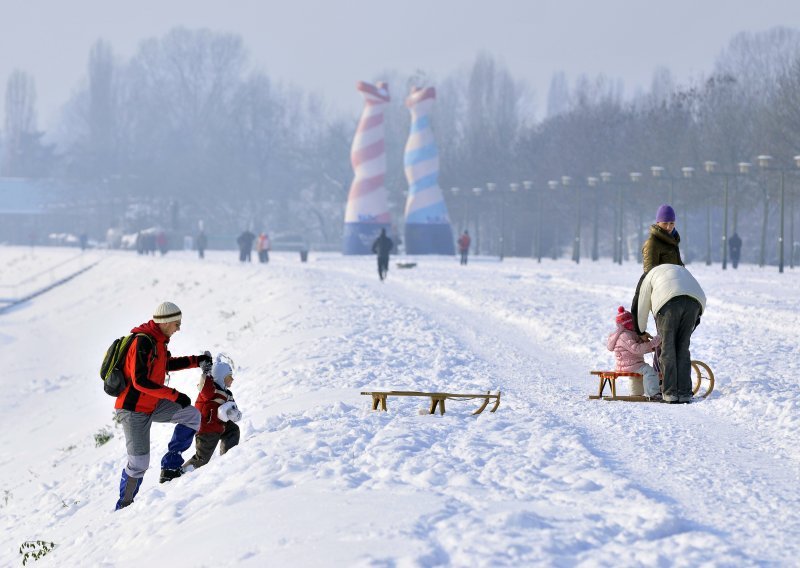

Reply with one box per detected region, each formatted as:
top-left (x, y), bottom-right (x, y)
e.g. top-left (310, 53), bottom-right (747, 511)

top-left (377, 255), bottom-right (389, 280)
top-left (460, 251), bottom-right (468, 265)
top-left (655, 296), bottom-right (701, 400)
top-left (183, 421), bottom-right (240, 469)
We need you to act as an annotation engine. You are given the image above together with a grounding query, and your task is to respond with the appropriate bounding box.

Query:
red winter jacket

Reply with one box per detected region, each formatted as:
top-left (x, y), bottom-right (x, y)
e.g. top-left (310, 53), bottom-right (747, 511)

top-left (195, 376), bottom-right (235, 434)
top-left (458, 234), bottom-right (471, 252)
top-left (114, 320), bottom-right (201, 414)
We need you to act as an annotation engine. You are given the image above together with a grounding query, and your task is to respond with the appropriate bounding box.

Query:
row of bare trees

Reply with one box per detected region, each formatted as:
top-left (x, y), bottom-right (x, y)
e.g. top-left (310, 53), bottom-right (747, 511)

top-left (2, 26), bottom-right (800, 263)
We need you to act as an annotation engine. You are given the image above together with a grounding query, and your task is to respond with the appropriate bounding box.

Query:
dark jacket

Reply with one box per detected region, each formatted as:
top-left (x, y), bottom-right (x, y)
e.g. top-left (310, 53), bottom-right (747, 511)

top-left (115, 320), bottom-right (201, 414)
top-left (372, 234), bottom-right (393, 258)
top-left (237, 231), bottom-right (255, 250)
top-left (642, 225), bottom-right (683, 273)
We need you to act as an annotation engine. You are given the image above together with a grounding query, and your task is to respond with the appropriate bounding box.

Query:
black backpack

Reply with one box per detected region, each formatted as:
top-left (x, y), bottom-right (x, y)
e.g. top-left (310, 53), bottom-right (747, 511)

top-left (100, 333), bottom-right (155, 396)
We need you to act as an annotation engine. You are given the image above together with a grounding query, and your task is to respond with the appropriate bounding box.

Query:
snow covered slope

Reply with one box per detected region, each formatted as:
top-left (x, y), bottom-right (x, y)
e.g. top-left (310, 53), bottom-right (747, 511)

top-left (1, 246), bottom-right (799, 566)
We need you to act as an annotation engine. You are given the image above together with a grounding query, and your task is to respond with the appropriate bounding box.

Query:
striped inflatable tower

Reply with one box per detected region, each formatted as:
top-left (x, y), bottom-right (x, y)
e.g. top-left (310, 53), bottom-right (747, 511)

top-left (403, 86), bottom-right (455, 255)
top-left (343, 81), bottom-right (392, 255)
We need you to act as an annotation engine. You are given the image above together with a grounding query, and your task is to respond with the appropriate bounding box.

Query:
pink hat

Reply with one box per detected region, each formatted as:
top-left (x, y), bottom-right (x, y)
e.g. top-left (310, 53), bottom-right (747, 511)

top-left (616, 306), bottom-right (634, 330)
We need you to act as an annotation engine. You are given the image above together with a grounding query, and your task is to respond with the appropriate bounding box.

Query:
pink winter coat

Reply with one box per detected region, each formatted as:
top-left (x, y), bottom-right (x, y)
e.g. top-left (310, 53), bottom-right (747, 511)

top-left (607, 325), bottom-right (661, 372)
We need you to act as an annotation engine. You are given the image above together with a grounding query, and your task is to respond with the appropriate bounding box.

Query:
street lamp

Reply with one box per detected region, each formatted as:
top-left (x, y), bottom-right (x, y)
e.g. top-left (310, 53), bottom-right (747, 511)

top-left (650, 166), bottom-right (677, 205)
top-left (509, 182), bottom-right (520, 257)
top-left (486, 182), bottom-right (501, 259)
top-left (559, 176), bottom-right (584, 263)
top-left (757, 155), bottom-right (800, 273)
top-left (450, 187), bottom-right (461, 233)
top-left (599, 172), bottom-right (621, 264)
top-left (702, 161), bottom-right (751, 269)
top-left (702, 161), bottom-right (719, 266)
top-left (472, 187), bottom-right (483, 255)
top-left (548, 179), bottom-right (560, 259)
top-left (587, 176), bottom-right (599, 261)
top-left (756, 155), bottom-right (773, 268)
top-left (793, 156), bottom-right (800, 268)
top-left (523, 180), bottom-right (538, 261)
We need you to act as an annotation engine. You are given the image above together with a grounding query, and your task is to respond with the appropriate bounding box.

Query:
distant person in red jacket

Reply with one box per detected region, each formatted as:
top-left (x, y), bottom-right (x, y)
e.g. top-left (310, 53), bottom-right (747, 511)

top-left (183, 358), bottom-right (242, 471)
top-left (114, 302), bottom-right (212, 510)
top-left (457, 230), bottom-right (471, 265)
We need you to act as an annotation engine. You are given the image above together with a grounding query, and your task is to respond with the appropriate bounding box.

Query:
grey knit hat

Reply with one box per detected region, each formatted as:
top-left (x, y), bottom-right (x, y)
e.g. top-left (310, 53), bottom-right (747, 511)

top-left (153, 301), bottom-right (182, 323)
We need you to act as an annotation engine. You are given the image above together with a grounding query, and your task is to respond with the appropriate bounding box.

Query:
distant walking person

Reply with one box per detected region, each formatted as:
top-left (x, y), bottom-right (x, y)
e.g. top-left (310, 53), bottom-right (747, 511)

top-left (237, 230), bottom-right (255, 262)
top-left (632, 204), bottom-right (684, 335)
top-left (457, 230), bottom-right (471, 265)
top-left (257, 233), bottom-right (271, 263)
top-left (372, 228), bottom-right (393, 281)
top-left (728, 232), bottom-right (742, 269)
top-left (196, 229), bottom-right (208, 259)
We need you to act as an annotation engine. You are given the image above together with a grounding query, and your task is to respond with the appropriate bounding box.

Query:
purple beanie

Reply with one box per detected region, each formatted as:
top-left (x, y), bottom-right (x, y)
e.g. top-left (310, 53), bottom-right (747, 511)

top-left (656, 204), bottom-right (676, 223)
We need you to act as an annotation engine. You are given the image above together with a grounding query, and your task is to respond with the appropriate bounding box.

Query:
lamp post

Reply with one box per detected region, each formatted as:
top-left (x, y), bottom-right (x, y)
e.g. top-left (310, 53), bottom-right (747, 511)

top-left (599, 172), bottom-right (620, 263)
top-left (679, 166), bottom-right (694, 262)
top-left (756, 155), bottom-right (773, 268)
top-left (792, 156), bottom-right (800, 268)
top-left (651, 166), bottom-right (676, 205)
top-left (509, 182), bottom-right (520, 257)
top-left (559, 175), bottom-right (583, 263)
top-left (588, 176), bottom-right (599, 261)
top-left (700, 162), bottom-right (717, 266)
top-left (629, 172), bottom-right (642, 262)
top-left (472, 186), bottom-right (482, 255)
top-left (548, 179), bottom-right (559, 259)
top-left (523, 180), bottom-right (537, 261)
top-left (450, 187), bottom-right (461, 233)
top-left (757, 155), bottom-right (800, 273)
top-left (702, 161), bottom-right (751, 270)
top-left (487, 182), bottom-right (501, 259)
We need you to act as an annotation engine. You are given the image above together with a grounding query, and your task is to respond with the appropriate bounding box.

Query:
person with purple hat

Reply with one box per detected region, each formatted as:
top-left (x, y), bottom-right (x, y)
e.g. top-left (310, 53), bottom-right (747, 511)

top-left (632, 204), bottom-right (685, 338)
top-left (642, 204), bottom-right (684, 273)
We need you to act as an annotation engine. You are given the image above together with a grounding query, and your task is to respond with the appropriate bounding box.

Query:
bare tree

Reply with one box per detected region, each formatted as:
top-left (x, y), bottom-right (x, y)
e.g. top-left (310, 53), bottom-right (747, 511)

top-left (3, 70), bottom-right (37, 175)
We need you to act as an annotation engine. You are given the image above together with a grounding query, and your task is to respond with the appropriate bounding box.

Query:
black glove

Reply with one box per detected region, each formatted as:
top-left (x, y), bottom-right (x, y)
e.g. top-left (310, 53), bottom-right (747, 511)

top-left (197, 353), bottom-right (212, 366)
top-left (176, 392), bottom-right (192, 408)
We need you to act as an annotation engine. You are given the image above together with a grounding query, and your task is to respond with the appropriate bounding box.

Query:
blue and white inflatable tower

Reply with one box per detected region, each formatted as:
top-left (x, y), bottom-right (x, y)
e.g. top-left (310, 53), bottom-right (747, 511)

top-left (403, 86), bottom-right (455, 255)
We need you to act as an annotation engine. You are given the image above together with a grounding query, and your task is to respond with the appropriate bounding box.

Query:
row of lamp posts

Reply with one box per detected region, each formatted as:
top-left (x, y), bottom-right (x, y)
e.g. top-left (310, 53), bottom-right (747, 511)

top-left (448, 154), bottom-right (797, 272)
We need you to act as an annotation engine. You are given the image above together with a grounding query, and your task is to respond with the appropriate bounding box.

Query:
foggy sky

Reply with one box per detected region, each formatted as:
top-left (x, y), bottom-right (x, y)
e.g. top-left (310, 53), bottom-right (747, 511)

top-left (2, 0), bottom-right (800, 129)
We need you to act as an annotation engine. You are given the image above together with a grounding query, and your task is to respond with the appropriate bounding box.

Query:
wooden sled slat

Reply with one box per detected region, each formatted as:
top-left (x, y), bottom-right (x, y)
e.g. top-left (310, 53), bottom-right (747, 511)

top-left (361, 390), bottom-right (501, 415)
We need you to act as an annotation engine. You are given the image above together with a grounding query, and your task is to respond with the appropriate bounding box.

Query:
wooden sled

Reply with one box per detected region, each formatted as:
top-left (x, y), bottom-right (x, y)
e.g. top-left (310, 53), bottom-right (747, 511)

top-left (361, 390), bottom-right (501, 415)
top-left (589, 360), bottom-right (715, 401)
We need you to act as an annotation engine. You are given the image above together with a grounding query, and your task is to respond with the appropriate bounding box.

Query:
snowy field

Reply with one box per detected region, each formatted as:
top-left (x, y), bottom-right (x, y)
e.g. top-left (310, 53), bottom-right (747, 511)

top-left (1, 245), bottom-right (799, 567)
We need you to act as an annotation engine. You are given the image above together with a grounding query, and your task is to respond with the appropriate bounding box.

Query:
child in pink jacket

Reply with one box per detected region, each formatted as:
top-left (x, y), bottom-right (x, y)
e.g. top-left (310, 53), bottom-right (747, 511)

top-left (607, 306), bottom-right (662, 398)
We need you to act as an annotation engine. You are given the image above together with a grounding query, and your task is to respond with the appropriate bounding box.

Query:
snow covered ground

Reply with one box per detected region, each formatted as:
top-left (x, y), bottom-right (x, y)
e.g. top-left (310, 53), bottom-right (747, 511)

top-left (1, 245), bottom-right (799, 567)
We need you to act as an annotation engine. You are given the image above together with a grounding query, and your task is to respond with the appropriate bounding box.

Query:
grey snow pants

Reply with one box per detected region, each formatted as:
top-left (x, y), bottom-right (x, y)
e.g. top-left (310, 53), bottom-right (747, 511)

top-left (117, 399), bottom-right (201, 478)
top-left (655, 295), bottom-right (702, 400)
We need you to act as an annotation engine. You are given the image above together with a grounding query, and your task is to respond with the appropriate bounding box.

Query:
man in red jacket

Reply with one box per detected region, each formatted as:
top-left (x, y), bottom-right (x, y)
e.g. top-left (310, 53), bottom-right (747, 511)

top-left (114, 301), bottom-right (211, 510)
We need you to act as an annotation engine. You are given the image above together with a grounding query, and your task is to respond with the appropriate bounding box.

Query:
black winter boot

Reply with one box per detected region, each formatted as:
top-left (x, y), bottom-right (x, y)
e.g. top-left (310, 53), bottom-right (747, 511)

top-left (159, 468), bottom-right (182, 483)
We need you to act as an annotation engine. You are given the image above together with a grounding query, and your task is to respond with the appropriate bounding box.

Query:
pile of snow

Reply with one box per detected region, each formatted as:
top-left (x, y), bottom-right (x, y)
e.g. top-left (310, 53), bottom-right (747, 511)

top-left (1, 246), bottom-right (799, 566)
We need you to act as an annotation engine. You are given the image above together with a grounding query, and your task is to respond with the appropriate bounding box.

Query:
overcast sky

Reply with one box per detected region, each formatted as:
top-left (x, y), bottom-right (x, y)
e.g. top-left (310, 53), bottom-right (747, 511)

top-left (3, 0), bottom-right (800, 129)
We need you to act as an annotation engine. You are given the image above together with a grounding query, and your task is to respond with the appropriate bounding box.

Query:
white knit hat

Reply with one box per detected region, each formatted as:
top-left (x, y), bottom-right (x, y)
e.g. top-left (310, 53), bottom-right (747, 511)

top-left (153, 301), bottom-right (182, 323)
top-left (211, 361), bottom-right (233, 388)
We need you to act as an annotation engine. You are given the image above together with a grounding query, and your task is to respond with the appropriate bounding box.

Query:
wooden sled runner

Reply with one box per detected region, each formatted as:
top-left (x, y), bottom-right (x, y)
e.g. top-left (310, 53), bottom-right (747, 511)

top-left (361, 390), bottom-right (501, 415)
top-left (589, 360), bottom-right (715, 401)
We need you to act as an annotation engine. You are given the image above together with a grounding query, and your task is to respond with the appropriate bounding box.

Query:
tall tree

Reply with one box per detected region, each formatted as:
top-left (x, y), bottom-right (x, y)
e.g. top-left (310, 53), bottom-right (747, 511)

top-left (3, 70), bottom-right (37, 175)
